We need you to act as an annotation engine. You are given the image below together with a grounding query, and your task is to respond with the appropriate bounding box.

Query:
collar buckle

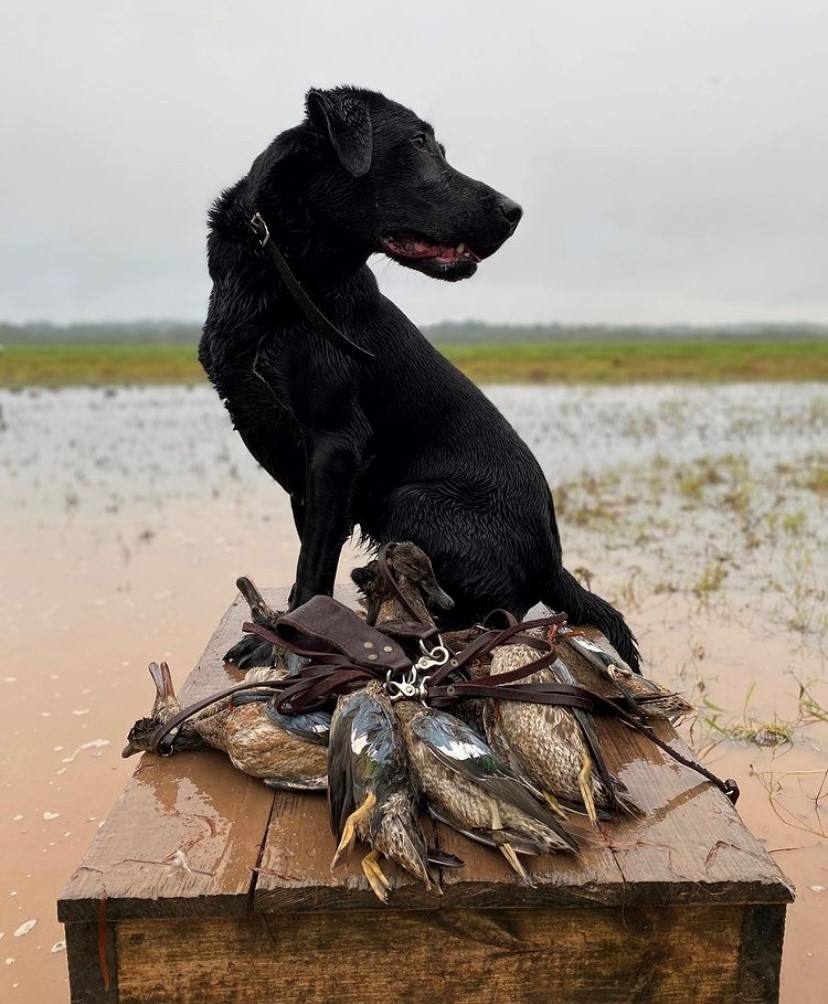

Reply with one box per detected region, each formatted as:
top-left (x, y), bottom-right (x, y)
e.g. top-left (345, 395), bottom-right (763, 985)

top-left (250, 211), bottom-right (271, 248)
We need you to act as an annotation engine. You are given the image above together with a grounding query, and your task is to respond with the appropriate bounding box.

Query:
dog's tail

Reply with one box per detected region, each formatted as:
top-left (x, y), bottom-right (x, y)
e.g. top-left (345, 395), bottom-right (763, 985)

top-left (544, 565), bottom-right (641, 673)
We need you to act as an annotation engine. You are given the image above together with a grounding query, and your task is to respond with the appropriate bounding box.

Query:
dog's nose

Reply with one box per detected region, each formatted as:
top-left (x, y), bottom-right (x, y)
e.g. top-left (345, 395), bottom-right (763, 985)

top-left (498, 197), bottom-right (523, 230)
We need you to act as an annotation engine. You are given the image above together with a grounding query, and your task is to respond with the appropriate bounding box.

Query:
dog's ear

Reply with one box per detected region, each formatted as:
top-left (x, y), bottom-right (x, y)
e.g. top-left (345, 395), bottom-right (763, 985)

top-left (306, 89), bottom-right (372, 178)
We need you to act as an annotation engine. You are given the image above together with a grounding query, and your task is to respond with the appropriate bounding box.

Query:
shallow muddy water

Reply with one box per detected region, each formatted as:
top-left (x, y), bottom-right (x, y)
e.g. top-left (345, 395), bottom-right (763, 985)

top-left (1, 383), bottom-right (826, 1002)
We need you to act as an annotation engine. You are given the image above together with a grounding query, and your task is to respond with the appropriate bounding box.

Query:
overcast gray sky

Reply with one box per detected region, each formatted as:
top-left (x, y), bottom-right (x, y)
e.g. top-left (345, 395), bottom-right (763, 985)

top-left (2, 1), bottom-right (827, 326)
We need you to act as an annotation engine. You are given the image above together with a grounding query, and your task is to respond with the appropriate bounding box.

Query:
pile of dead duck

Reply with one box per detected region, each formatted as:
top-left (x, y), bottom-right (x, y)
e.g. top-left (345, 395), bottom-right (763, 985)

top-left (124, 542), bottom-right (736, 903)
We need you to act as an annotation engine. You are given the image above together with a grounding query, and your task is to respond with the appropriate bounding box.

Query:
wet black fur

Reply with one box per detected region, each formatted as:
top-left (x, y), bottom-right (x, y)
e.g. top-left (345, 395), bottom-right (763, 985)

top-left (199, 87), bottom-right (640, 670)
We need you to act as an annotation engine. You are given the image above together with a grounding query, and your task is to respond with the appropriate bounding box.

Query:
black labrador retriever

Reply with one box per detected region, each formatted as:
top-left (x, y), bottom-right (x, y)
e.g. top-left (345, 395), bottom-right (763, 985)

top-left (199, 86), bottom-right (639, 670)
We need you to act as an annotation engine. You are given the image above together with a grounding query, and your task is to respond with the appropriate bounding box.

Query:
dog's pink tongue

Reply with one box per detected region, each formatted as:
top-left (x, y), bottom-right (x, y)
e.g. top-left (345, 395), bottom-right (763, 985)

top-left (384, 234), bottom-right (457, 260)
top-left (408, 238), bottom-right (455, 259)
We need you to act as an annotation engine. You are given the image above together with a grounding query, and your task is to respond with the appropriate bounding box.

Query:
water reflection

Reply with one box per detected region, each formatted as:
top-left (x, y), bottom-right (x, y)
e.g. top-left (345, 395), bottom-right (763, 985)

top-left (1, 383), bottom-right (824, 517)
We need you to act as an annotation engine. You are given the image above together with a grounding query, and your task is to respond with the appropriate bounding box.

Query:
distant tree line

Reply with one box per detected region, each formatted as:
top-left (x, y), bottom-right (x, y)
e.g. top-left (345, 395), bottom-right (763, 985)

top-left (0, 321), bottom-right (202, 345)
top-left (1, 319), bottom-right (826, 346)
top-left (425, 320), bottom-right (828, 344)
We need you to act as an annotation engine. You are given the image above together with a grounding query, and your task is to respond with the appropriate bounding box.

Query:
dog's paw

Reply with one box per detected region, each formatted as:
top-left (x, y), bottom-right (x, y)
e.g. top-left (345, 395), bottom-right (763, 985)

top-left (223, 634), bottom-right (278, 670)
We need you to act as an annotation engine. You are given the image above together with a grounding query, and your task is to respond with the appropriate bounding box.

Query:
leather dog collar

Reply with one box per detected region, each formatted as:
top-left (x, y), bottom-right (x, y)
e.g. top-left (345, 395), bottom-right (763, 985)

top-left (249, 210), bottom-right (375, 363)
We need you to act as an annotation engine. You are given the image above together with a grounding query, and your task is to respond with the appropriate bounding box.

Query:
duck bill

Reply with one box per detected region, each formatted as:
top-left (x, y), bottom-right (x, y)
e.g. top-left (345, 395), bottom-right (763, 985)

top-left (122, 740), bottom-right (141, 758)
top-left (424, 581), bottom-right (455, 612)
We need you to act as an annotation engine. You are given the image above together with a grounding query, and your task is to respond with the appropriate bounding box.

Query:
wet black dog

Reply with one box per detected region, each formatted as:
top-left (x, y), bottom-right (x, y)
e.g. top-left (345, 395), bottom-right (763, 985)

top-left (199, 87), bottom-right (639, 670)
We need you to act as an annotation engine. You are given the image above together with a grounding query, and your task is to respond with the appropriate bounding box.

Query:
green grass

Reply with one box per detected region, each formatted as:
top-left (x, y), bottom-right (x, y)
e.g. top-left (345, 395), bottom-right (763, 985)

top-left (440, 338), bottom-right (828, 383)
top-left (1, 338), bottom-right (827, 387)
top-left (0, 345), bottom-right (203, 387)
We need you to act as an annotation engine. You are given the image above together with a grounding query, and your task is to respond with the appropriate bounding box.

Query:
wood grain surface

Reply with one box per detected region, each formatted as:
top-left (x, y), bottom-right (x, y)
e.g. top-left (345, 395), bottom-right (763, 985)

top-left (115, 905), bottom-right (748, 1004)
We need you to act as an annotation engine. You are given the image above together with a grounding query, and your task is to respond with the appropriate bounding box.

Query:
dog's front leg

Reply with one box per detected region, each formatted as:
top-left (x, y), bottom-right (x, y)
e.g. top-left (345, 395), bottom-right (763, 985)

top-left (291, 435), bottom-right (362, 608)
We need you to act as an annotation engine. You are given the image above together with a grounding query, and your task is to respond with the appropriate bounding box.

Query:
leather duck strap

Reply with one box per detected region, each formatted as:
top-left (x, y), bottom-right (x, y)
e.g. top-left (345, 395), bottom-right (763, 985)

top-left (428, 611), bottom-right (569, 688)
top-left (149, 679), bottom-right (290, 755)
top-left (254, 594), bottom-right (412, 673)
top-left (148, 598), bottom-right (740, 802)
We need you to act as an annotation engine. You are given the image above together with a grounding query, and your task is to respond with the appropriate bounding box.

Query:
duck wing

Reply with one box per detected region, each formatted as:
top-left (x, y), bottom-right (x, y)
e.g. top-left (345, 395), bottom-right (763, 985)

top-left (411, 709), bottom-right (574, 845)
top-left (265, 703), bottom-right (331, 746)
top-left (327, 700), bottom-right (357, 842)
top-left (327, 688), bottom-right (402, 841)
top-left (560, 633), bottom-right (691, 720)
top-left (561, 631), bottom-right (633, 675)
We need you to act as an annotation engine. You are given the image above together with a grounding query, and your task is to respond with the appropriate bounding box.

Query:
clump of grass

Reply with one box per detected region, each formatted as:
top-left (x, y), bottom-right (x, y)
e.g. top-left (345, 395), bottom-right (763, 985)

top-left (726, 719), bottom-right (795, 747)
top-left (804, 466), bottom-right (828, 497)
top-left (565, 501), bottom-right (616, 527)
top-left (696, 685), bottom-right (795, 749)
top-left (782, 510), bottom-right (808, 536)
top-left (723, 481), bottom-right (753, 516)
top-left (677, 458), bottom-right (726, 500)
top-left (692, 561), bottom-right (727, 597)
top-left (796, 679), bottom-right (828, 726)
top-left (553, 479), bottom-right (617, 528)
top-left (693, 677), bottom-right (828, 755)
top-left (677, 471), bottom-right (707, 501)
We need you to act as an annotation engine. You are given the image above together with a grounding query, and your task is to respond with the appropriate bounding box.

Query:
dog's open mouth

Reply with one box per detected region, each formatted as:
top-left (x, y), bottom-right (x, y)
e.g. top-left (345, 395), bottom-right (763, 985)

top-left (380, 233), bottom-right (481, 281)
top-left (381, 233), bottom-right (481, 265)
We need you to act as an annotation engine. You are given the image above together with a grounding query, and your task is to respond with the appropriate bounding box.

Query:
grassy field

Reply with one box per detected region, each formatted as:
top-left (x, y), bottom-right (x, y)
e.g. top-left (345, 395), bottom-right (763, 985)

top-left (1, 339), bottom-right (827, 387)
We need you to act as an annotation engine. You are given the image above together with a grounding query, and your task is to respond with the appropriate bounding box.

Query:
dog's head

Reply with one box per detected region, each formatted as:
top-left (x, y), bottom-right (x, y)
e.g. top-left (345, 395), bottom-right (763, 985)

top-left (254, 87), bottom-right (522, 282)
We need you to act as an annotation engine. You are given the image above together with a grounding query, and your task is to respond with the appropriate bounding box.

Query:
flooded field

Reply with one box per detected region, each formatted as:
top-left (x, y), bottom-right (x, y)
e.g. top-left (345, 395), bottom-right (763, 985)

top-left (1, 383), bottom-right (826, 1002)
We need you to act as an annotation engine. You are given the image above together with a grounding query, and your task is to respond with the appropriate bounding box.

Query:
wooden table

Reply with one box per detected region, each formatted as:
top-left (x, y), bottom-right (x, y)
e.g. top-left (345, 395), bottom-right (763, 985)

top-left (59, 589), bottom-right (793, 1003)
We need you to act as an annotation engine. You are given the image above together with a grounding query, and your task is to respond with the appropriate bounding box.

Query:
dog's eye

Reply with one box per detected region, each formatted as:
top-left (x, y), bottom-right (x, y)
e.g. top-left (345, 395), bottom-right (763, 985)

top-left (410, 134), bottom-right (427, 150)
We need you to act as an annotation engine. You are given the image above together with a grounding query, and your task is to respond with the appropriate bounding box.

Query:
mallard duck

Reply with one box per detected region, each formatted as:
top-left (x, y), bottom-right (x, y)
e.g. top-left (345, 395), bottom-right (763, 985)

top-left (328, 680), bottom-right (439, 902)
top-left (482, 629), bottom-right (635, 827)
top-left (558, 627), bottom-right (693, 721)
top-left (123, 660), bottom-right (330, 791)
top-left (395, 699), bottom-right (577, 884)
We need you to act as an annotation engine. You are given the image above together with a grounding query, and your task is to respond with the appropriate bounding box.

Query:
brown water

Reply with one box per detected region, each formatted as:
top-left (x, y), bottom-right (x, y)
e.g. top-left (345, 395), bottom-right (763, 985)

top-left (0, 384), bottom-right (825, 1002)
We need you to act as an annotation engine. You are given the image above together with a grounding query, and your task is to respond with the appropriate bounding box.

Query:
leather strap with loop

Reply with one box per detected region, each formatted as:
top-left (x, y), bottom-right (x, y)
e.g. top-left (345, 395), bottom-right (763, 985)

top-left (248, 210), bottom-right (374, 363)
top-left (265, 594), bottom-right (411, 673)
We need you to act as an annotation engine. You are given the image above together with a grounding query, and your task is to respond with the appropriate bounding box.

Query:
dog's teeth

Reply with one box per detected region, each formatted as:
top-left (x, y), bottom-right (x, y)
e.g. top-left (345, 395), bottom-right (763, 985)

top-left (456, 243), bottom-right (466, 254)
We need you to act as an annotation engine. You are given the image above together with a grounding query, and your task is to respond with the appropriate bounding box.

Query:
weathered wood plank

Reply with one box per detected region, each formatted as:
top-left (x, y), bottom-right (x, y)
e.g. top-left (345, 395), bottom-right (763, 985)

top-left (736, 905), bottom-right (786, 1003)
top-left (115, 905), bottom-right (746, 1004)
top-left (597, 718), bottom-right (793, 906)
top-left (64, 921), bottom-right (118, 1004)
top-left (433, 809), bottom-right (625, 909)
top-left (59, 592), bottom-right (280, 922)
top-left (253, 791), bottom-right (440, 912)
top-left (58, 751), bottom-right (274, 922)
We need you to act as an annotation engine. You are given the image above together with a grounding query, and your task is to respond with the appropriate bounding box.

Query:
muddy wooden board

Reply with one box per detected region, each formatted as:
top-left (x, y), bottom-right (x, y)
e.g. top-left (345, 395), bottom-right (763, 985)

top-left (58, 591), bottom-right (285, 924)
top-left (59, 587), bottom-right (794, 1003)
